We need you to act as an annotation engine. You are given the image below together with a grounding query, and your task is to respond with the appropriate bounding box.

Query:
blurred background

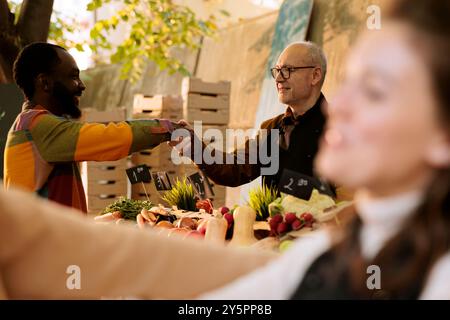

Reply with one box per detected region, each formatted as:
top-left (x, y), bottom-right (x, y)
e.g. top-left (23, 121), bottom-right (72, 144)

top-left (0, 0), bottom-right (383, 206)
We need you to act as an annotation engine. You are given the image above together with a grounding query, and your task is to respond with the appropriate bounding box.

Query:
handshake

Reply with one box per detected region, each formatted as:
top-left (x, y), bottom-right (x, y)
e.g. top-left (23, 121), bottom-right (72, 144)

top-left (167, 120), bottom-right (201, 161)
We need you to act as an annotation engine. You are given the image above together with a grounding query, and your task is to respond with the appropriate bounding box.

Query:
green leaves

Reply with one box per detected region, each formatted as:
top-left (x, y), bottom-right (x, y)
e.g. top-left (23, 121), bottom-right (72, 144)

top-left (85, 0), bottom-right (222, 82)
top-left (13, 0), bottom-right (224, 82)
top-left (86, 0), bottom-right (110, 11)
top-left (101, 197), bottom-right (153, 220)
top-left (247, 180), bottom-right (279, 221)
top-left (48, 9), bottom-right (89, 54)
top-left (162, 177), bottom-right (197, 211)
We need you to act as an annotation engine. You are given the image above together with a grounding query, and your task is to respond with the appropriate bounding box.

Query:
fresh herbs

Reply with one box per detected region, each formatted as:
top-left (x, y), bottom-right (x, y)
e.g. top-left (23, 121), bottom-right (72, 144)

top-left (101, 197), bottom-right (153, 220)
top-left (247, 181), bottom-right (279, 221)
top-left (162, 177), bottom-right (197, 211)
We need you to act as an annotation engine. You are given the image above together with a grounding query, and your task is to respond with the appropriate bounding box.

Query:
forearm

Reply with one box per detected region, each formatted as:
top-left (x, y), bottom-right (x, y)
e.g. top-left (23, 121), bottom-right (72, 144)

top-left (197, 150), bottom-right (261, 187)
top-left (182, 134), bottom-right (262, 187)
top-left (30, 114), bottom-right (176, 162)
top-left (0, 188), bottom-right (274, 299)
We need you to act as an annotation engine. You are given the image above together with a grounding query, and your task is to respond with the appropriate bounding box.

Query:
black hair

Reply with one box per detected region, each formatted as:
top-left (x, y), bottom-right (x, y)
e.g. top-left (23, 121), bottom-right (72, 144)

top-left (13, 42), bottom-right (67, 99)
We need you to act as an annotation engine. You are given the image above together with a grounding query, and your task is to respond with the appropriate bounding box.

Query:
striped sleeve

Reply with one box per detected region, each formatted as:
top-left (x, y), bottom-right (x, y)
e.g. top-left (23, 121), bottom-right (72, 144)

top-left (29, 114), bottom-right (174, 163)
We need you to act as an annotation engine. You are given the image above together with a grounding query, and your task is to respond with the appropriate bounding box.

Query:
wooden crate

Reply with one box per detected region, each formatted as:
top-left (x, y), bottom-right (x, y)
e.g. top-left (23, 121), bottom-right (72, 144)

top-left (81, 108), bottom-right (126, 123)
top-left (182, 78), bottom-right (231, 125)
top-left (131, 150), bottom-right (164, 168)
top-left (87, 180), bottom-right (128, 196)
top-left (184, 108), bottom-right (229, 125)
top-left (132, 110), bottom-right (182, 122)
top-left (182, 78), bottom-right (231, 96)
top-left (183, 94), bottom-right (230, 125)
top-left (148, 164), bottom-right (183, 179)
top-left (131, 181), bottom-right (166, 204)
top-left (130, 142), bottom-right (184, 172)
top-left (85, 160), bottom-right (127, 174)
top-left (186, 93), bottom-right (229, 110)
top-left (133, 94), bottom-right (183, 116)
top-left (131, 193), bottom-right (161, 202)
top-left (184, 164), bottom-right (201, 176)
top-left (87, 195), bottom-right (123, 214)
top-left (85, 164), bottom-right (126, 181)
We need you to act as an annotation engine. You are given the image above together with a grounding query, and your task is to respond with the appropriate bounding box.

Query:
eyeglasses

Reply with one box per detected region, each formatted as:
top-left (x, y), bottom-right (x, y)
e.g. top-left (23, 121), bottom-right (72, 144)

top-left (270, 66), bottom-right (316, 79)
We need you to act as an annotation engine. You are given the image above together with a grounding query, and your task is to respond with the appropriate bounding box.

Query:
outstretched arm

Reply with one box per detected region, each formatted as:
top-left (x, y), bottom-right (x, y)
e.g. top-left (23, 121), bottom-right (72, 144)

top-left (29, 112), bottom-right (176, 163)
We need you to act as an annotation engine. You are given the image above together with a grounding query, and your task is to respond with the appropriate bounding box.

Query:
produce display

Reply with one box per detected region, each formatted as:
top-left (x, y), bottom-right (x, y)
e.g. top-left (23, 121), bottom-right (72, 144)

top-left (161, 178), bottom-right (197, 211)
top-left (94, 183), bottom-right (350, 253)
top-left (94, 198), bottom-right (154, 224)
top-left (247, 182), bottom-right (278, 221)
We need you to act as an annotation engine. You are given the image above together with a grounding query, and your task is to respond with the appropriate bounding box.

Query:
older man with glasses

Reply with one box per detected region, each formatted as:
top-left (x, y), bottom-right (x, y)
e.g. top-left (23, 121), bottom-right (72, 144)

top-left (173, 41), bottom-right (331, 193)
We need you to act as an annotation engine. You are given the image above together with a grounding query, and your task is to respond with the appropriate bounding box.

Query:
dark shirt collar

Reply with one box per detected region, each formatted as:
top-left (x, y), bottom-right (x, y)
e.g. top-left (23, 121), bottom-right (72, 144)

top-left (280, 93), bottom-right (325, 127)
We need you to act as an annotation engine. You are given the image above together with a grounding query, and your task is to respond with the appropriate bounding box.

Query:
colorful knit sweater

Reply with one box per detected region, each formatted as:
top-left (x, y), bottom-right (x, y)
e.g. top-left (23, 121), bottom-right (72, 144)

top-left (3, 105), bottom-right (175, 213)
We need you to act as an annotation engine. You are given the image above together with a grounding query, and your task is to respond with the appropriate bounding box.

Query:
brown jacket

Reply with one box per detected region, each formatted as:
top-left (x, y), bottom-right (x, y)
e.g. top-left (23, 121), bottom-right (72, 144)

top-left (197, 94), bottom-right (328, 189)
top-left (0, 187), bottom-right (274, 299)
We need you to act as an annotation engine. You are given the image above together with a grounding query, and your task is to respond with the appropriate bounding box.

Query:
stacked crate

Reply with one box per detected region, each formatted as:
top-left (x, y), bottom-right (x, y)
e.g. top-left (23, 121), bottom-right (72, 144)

top-left (131, 94), bottom-right (184, 202)
top-left (80, 108), bottom-right (128, 214)
top-left (181, 78), bottom-right (231, 205)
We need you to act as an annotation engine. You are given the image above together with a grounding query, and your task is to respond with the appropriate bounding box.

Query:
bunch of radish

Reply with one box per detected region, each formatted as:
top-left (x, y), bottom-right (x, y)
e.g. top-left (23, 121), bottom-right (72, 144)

top-left (269, 212), bottom-right (315, 236)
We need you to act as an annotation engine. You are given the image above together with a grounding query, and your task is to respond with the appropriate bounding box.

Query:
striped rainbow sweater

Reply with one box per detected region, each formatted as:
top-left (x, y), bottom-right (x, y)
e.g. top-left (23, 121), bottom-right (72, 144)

top-left (3, 105), bottom-right (174, 213)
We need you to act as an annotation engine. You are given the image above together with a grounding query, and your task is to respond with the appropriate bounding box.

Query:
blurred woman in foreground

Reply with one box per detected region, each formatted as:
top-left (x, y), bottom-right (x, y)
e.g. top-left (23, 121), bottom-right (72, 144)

top-left (0, 0), bottom-right (448, 300)
top-left (202, 0), bottom-right (450, 299)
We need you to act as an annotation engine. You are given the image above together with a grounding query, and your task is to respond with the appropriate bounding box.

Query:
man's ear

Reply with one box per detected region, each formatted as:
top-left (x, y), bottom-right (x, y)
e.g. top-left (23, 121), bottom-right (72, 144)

top-left (311, 67), bottom-right (323, 86)
top-left (426, 132), bottom-right (450, 168)
top-left (36, 73), bottom-right (52, 93)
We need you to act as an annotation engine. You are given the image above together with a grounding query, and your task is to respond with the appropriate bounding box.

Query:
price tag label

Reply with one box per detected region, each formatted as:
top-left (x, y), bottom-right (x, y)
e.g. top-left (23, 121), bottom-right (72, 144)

top-left (151, 171), bottom-right (172, 191)
top-left (126, 165), bottom-right (151, 184)
top-left (188, 171), bottom-right (214, 200)
top-left (278, 169), bottom-right (334, 199)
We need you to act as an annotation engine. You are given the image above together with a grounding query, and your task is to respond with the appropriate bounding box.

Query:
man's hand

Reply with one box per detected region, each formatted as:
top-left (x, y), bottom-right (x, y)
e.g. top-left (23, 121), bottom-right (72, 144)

top-left (168, 119), bottom-right (193, 148)
top-left (167, 119), bottom-right (205, 161)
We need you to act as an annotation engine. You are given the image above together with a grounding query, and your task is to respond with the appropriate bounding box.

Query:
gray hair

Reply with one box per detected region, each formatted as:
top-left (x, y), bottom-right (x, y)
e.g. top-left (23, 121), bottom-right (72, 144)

top-left (291, 41), bottom-right (327, 84)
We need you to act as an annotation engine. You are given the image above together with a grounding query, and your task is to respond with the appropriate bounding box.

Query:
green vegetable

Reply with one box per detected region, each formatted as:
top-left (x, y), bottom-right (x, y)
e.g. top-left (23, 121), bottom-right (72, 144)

top-left (161, 177), bottom-right (197, 211)
top-left (268, 197), bottom-right (284, 217)
top-left (247, 180), bottom-right (279, 221)
top-left (101, 197), bottom-right (153, 220)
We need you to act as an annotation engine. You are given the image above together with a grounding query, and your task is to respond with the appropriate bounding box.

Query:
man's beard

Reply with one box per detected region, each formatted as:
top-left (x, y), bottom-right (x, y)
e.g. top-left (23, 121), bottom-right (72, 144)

top-left (52, 81), bottom-right (82, 119)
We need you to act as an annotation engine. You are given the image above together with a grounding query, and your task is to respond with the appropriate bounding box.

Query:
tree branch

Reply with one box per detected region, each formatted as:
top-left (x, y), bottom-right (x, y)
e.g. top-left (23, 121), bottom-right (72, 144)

top-left (0, 0), bottom-right (11, 30)
top-left (17, 0), bottom-right (54, 44)
top-left (0, 34), bottom-right (19, 83)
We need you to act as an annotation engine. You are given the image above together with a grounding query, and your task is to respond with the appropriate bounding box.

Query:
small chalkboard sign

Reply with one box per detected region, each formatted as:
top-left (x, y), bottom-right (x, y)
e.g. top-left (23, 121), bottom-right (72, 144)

top-left (126, 165), bottom-right (151, 184)
top-left (315, 178), bottom-right (335, 198)
top-left (188, 171), bottom-right (214, 200)
top-left (151, 171), bottom-right (172, 191)
top-left (278, 169), bottom-right (334, 200)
